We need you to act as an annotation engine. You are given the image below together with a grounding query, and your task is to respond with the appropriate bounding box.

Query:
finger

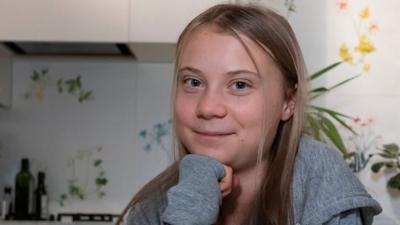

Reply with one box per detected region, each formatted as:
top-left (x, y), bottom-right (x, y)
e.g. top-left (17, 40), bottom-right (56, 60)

top-left (219, 165), bottom-right (233, 191)
top-left (220, 165), bottom-right (233, 197)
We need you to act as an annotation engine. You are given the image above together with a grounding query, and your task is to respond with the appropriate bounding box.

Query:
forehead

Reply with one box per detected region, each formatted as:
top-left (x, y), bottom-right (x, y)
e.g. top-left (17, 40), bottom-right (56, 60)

top-left (178, 25), bottom-right (281, 78)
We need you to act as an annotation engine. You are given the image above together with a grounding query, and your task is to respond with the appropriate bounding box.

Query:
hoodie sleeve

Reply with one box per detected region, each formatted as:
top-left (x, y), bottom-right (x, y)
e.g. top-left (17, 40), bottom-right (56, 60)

top-left (293, 136), bottom-right (382, 225)
top-left (161, 154), bottom-right (225, 225)
top-left (323, 209), bottom-right (363, 225)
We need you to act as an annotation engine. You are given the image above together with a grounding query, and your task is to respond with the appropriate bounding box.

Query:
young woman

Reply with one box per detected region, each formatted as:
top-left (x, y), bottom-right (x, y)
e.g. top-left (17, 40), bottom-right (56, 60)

top-left (118, 4), bottom-right (381, 225)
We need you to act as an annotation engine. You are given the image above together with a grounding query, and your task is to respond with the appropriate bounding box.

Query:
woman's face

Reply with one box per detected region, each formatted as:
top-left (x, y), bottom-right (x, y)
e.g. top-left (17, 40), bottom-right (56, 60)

top-left (174, 26), bottom-right (294, 172)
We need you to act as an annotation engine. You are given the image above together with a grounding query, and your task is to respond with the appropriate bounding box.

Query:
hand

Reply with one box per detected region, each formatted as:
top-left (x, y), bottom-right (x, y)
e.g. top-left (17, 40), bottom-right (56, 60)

top-left (219, 164), bottom-right (240, 198)
top-left (162, 154), bottom-right (226, 225)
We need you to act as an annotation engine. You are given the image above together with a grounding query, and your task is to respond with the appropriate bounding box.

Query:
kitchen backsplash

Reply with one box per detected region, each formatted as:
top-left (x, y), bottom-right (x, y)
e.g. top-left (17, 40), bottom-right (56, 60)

top-left (0, 56), bottom-right (174, 215)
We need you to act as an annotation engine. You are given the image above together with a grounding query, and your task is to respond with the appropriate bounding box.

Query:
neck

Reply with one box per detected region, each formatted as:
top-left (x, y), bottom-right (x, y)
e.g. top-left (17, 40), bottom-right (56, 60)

top-left (216, 162), bottom-right (266, 225)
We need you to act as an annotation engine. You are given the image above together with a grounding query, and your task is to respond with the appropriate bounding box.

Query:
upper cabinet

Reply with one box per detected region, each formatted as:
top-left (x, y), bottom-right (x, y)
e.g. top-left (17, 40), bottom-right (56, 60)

top-left (0, 0), bottom-right (130, 42)
top-left (0, 0), bottom-right (230, 61)
top-left (128, 0), bottom-right (227, 61)
top-left (129, 0), bottom-right (227, 43)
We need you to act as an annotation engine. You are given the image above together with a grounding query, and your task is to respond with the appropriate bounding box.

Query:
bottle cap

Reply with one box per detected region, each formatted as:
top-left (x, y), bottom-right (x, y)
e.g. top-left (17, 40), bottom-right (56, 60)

top-left (38, 171), bottom-right (46, 182)
top-left (21, 158), bottom-right (30, 170)
top-left (4, 186), bottom-right (12, 194)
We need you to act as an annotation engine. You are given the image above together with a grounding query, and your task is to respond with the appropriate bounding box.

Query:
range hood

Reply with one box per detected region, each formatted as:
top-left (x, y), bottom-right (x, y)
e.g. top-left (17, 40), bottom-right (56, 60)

top-left (0, 42), bottom-right (176, 62)
top-left (2, 42), bottom-right (134, 57)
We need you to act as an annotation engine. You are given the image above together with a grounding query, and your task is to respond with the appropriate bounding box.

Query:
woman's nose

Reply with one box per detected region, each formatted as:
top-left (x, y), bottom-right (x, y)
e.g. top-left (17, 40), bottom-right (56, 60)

top-left (195, 90), bottom-right (227, 119)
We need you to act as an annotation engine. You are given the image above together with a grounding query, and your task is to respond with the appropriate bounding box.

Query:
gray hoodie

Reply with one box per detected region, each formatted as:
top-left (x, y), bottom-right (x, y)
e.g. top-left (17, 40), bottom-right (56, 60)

top-left (126, 135), bottom-right (382, 225)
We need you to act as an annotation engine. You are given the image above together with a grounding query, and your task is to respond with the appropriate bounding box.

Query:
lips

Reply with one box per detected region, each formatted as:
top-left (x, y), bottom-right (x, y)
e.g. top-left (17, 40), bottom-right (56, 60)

top-left (194, 130), bottom-right (235, 137)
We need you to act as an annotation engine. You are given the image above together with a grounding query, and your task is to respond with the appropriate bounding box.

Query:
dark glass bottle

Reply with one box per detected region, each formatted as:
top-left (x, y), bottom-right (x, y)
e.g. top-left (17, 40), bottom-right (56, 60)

top-left (35, 172), bottom-right (48, 220)
top-left (14, 158), bottom-right (33, 220)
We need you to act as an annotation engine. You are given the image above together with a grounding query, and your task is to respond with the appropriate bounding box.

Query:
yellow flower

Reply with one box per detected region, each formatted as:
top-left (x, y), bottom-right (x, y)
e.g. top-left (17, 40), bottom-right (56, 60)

top-left (355, 35), bottom-right (376, 54)
top-left (362, 64), bottom-right (371, 72)
top-left (360, 8), bottom-right (370, 19)
top-left (339, 43), bottom-right (353, 63)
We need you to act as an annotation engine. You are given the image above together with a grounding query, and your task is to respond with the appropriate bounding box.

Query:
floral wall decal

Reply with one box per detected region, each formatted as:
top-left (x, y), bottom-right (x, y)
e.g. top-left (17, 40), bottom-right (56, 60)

top-left (346, 116), bottom-right (381, 172)
top-left (59, 146), bottom-right (108, 207)
top-left (336, 0), bottom-right (379, 73)
top-left (24, 69), bottom-right (94, 103)
top-left (24, 69), bottom-right (49, 102)
top-left (371, 143), bottom-right (400, 191)
top-left (57, 76), bottom-right (94, 103)
top-left (139, 119), bottom-right (173, 160)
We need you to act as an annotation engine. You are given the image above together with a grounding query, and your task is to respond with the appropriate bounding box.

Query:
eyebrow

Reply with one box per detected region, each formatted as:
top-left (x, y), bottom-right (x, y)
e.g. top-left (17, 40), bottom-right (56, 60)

top-left (178, 66), bottom-right (204, 75)
top-left (226, 69), bottom-right (260, 78)
top-left (178, 66), bottom-right (260, 78)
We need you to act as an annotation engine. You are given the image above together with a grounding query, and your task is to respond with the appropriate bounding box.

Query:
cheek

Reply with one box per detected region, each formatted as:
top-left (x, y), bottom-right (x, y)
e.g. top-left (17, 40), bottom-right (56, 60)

top-left (229, 96), bottom-right (264, 144)
top-left (174, 95), bottom-right (196, 142)
top-left (175, 94), bottom-right (194, 121)
top-left (230, 95), bottom-right (264, 127)
top-left (231, 94), bottom-right (283, 147)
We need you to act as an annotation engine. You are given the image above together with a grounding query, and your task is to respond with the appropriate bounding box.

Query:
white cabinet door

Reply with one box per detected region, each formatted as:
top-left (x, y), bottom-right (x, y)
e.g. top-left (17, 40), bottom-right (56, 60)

top-left (130, 0), bottom-right (227, 43)
top-left (0, 46), bottom-right (12, 108)
top-left (0, 0), bottom-right (130, 42)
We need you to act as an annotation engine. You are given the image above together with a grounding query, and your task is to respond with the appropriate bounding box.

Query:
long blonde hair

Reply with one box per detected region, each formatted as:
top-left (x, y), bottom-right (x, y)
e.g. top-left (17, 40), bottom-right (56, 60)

top-left (117, 4), bottom-right (307, 225)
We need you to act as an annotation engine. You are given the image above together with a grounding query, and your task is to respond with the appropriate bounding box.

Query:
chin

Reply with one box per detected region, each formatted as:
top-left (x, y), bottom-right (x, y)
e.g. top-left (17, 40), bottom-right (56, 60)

top-left (188, 146), bottom-right (233, 164)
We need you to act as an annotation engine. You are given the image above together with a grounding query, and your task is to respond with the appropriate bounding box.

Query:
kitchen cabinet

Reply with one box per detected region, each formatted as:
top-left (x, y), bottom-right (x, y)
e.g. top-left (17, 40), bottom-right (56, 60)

top-left (0, 0), bottom-right (230, 62)
top-left (129, 0), bottom-right (227, 43)
top-left (0, 0), bottom-right (130, 42)
top-left (128, 0), bottom-right (227, 61)
top-left (0, 45), bottom-right (12, 108)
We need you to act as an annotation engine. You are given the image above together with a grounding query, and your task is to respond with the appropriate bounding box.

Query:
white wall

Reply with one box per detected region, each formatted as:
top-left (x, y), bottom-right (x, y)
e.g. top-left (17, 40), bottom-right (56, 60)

top-left (0, 57), bottom-right (173, 214)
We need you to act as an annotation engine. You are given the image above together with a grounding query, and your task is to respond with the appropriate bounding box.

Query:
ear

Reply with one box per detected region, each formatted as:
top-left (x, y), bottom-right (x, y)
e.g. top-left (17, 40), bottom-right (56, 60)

top-left (281, 87), bottom-right (297, 121)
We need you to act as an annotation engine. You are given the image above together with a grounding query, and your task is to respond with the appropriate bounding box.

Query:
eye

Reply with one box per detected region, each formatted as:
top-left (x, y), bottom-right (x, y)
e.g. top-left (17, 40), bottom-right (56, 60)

top-left (232, 81), bottom-right (248, 90)
top-left (230, 80), bottom-right (251, 91)
top-left (183, 78), bottom-right (202, 90)
top-left (228, 80), bottom-right (253, 95)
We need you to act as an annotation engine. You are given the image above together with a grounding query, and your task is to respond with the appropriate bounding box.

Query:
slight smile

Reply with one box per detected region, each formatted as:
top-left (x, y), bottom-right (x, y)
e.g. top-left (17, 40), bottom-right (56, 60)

top-left (193, 130), bottom-right (235, 138)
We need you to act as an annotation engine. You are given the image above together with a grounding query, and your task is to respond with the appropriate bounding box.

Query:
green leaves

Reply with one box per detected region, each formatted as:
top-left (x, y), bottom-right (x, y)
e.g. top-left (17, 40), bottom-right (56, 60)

top-left (94, 158), bottom-right (107, 198)
top-left (25, 69), bottom-right (49, 101)
top-left (26, 69), bottom-right (94, 103)
top-left (96, 177), bottom-right (108, 186)
top-left (384, 144), bottom-right (400, 152)
top-left (371, 162), bottom-right (387, 173)
top-left (319, 116), bottom-right (347, 156)
top-left (383, 144), bottom-right (399, 157)
top-left (57, 75), bottom-right (94, 103)
top-left (308, 61), bottom-right (343, 81)
top-left (94, 159), bottom-right (102, 167)
top-left (31, 69), bottom-right (48, 81)
top-left (59, 151), bottom-right (108, 207)
top-left (310, 106), bottom-right (356, 133)
top-left (69, 183), bottom-right (85, 200)
top-left (307, 110), bottom-right (349, 156)
top-left (309, 74), bottom-right (360, 100)
top-left (78, 90), bottom-right (93, 103)
top-left (376, 144), bottom-right (399, 159)
top-left (59, 193), bottom-right (68, 207)
top-left (306, 61), bottom-right (361, 155)
top-left (388, 173), bottom-right (400, 190)
top-left (370, 143), bottom-right (400, 191)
